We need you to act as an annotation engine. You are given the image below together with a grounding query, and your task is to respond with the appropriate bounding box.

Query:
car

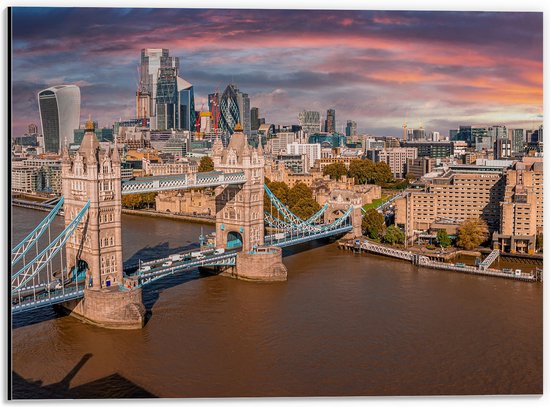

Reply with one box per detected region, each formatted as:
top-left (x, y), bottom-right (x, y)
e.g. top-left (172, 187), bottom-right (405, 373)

top-left (169, 254), bottom-right (183, 262)
top-left (139, 265), bottom-right (151, 272)
top-left (214, 248), bottom-right (225, 255)
top-left (162, 261), bottom-right (173, 267)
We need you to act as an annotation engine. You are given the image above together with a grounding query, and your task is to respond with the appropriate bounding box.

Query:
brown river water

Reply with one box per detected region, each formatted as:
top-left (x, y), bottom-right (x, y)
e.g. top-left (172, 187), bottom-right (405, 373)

top-left (10, 207), bottom-right (542, 398)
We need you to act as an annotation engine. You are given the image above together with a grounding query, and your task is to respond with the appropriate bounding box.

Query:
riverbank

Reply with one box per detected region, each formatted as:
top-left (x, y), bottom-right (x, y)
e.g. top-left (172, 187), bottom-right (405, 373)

top-left (121, 208), bottom-right (215, 225)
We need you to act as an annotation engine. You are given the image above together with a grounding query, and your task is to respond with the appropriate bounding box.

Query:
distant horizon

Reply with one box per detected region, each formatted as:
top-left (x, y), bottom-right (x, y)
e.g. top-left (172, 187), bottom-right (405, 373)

top-left (11, 8), bottom-right (543, 138)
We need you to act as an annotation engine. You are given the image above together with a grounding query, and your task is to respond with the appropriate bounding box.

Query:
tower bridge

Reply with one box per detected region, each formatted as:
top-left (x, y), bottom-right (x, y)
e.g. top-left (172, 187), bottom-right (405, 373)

top-left (11, 120), bottom-right (362, 328)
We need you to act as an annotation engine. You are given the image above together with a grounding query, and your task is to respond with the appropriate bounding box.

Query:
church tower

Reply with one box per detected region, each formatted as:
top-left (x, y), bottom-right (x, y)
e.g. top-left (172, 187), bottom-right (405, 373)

top-left (61, 118), bottom-right (123, 289)
top-left (212, 123), bottom-right (265, 252)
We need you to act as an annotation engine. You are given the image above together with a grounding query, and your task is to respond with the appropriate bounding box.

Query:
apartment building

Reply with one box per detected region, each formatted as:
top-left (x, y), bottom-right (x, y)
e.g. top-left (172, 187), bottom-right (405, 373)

top-left (367, 148), bottom-right (417, 178)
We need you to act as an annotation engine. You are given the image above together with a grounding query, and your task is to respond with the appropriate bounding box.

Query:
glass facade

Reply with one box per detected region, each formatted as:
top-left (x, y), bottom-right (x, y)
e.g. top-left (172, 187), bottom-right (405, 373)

top-left (38, 91), bottom-right (60, 153)
top-left (219, 84), bottom-right (250, 136)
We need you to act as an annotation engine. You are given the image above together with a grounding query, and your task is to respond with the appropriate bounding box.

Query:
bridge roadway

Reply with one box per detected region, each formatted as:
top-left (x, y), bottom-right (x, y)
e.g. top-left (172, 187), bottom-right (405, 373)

top-left (265, 224), bottom-right (353, 248)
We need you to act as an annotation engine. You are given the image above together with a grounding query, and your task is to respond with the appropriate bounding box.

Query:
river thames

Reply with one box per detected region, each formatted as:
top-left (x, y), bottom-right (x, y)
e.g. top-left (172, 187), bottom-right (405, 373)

top-left (11, 207), bottom-right (542, 398)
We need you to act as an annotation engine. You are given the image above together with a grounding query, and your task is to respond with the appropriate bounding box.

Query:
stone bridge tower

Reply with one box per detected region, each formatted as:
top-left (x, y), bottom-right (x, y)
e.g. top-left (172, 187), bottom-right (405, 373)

top-left (61, 118), bottom-right (144, 329)
top-left (212, 123), bottom-right (265, 252)
top-left (62, 119), bottom-right (123, 289)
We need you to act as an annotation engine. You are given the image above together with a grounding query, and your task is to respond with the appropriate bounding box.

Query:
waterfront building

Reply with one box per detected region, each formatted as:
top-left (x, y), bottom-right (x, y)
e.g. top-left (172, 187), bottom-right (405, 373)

top-left (11, 166), bottom-right (38, 193)
top-left (395, 166), bottom-right (508, 242)
top-left (345, 120), bottom-right (357, 137)
top-left (142, 158), bottom-right (193, 176)
top-left (492, 158), bottom-right (543, 253)
top-left (324, 109), bottom-right (336, 133)
top-left (37, 85), bottom-right (81, 153)
top-left (366, 148), bottom-right (417, 179)
top-left (287, 143), bottom-right (321, 170)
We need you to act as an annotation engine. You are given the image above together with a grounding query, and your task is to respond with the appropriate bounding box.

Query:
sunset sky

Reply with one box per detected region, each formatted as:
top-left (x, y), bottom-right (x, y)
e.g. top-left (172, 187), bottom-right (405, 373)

top-left (11, 7), bottom-right (543, 137)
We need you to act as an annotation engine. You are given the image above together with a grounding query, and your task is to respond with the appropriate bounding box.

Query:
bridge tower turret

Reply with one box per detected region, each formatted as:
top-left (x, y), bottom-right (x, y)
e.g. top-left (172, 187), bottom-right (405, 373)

top-left (213, 123), bottom-right (265, 252)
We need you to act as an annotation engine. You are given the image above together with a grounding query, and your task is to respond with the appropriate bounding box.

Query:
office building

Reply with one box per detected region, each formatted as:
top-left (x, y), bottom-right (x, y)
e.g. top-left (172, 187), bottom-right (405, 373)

top-left (402, 141), bottom-right (454, 158)
top-left (268, 132), bottom-right (301, 155)
top-left (250, 107), bottom-right (260, 131)
top-left (345, 120), bottom-right (357, 137)
top-left (155, 68), bottom-right (196, 131)
top-left (287, 143), bottom-right (321, 170)
top-left (139, 48), bottom-right (179, 129)
top-left (218, 84), bottom-right (251, 136)
top-left (37, 85), bottom-right (81, 153)
top-left (510, 129), bottom-right (525, 153)
top-left (367, 148), bottom-right (417, 179)
top-left (325, 109), bottom-right (336, 133)
top-left (298, 111), bottom-right (321, 135)
top-left (494, 138), bottom-right (512, 159)
top-left (492, 158), bottom-right (543, 253)
top-left (406, 157), bottom-right (435, 179)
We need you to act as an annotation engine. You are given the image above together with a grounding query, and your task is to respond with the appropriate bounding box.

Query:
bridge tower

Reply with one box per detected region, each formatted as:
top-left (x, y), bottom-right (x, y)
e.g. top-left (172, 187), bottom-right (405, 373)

top-left (212, 123), bottom-right (265, 252)
top-left (61, 118), bottom-right (144, 329)
top-left (62, 118), bottom-right (123, 289)
top-left (211, 123), bottom-right (287, 281)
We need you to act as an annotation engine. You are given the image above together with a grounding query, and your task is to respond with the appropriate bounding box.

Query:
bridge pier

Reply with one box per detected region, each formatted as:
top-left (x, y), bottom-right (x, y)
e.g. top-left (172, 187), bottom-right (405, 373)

top-left (214, 246), bottom-right (287, 282)
top-left (61, 286), bottom-right (145, 330)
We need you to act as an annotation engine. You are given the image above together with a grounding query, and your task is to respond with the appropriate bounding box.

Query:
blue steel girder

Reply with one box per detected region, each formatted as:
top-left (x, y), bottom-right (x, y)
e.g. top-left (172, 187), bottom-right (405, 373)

top-left (121, 171), bottom-right (246, 195)
top-left (11, 197), bottom-right (65, 267)
top-left (11, 201), bottom-right (90, 291)
top-left (264, 184), bottom-right (304, 224)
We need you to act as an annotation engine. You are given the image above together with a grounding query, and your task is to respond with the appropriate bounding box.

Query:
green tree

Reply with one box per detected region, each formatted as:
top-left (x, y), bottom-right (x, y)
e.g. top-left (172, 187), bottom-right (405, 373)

top-left (198, 156), bottom-right (214, 172)
top-left (456, 218), bottom-right (489, 250)
top-left (268, 181), bottom-right (290, 205)
top-left (384, 225), bottom-right (405, 245)
top-left (323, 162), bottom-right (347, 180)
top-left (348, 159), bottom-right (375, 185)
top-left (122, 194), bottom-right (142, 209)
top-left (405, 172), bottom-right (416, 182)
top-left (373, 161), bottom-right (394, 184)
top-left (362, 208), bottom-right (386, 240)
top-left (291, 198), bottom-right (321, 220)
top-left (287, 182), bottom-right (313, 209)
top-left (436, 229), bottom-right (451, 248)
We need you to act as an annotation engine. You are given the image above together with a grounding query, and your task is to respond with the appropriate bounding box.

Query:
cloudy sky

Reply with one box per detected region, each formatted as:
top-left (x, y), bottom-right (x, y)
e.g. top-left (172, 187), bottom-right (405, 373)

top-left (11, 7), bottom-right (543, 137)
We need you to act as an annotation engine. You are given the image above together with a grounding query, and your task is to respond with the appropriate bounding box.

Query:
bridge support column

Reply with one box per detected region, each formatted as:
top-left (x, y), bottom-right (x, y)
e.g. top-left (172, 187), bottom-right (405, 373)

top-left (62, 287), bottom-right (145, 330)
top-left (221, 246), bottom-right (287, 282)
top-left (344, 205), bottom-right (363, 240)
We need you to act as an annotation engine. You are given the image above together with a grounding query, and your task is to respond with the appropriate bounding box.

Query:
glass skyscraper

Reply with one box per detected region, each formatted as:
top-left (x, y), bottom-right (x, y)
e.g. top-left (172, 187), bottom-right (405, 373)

top-left (219, 84), bottom-right (251, 136)
top-left (139, 48), bottom-right (179, 130)
top-left (155, 67), bottom-right (196, 131)
top-left (298, 111), bottom-right (321, 135)
top-left (37, 85), bottom-right (80, 153)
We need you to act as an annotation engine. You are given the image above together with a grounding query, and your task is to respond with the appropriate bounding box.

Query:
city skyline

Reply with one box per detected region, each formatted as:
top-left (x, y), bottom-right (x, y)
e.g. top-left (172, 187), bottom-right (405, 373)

top-left (11, 8), bottom-right (543, 136)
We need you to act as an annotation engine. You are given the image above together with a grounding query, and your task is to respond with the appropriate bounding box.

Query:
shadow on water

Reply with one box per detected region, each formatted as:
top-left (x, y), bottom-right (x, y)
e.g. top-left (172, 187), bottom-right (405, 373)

top-left (123, 241), bottom-right (201, 270)
top-left (280, 236), bottom-right (341, 258)
top-left (11, 353), bottom-right (156, 399)
top-left (11, 307), bottom-right (67, 330)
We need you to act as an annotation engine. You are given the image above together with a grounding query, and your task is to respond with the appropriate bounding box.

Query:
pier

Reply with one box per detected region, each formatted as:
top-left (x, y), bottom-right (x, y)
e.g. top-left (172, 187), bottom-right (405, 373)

top-left (339, 239), bottom-right (541, 282)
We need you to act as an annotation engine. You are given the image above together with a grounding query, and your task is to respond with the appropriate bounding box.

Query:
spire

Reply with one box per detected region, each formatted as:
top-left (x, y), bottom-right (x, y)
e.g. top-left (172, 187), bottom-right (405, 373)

top-left (257, 138), bottom-right (264, 155)
top-left (234, 122), bottom-right (243, 132)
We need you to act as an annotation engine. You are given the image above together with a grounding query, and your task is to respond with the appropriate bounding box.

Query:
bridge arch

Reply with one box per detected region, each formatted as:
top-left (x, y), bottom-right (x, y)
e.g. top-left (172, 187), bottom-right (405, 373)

top-left (227, 231), bottom-right (243, 250)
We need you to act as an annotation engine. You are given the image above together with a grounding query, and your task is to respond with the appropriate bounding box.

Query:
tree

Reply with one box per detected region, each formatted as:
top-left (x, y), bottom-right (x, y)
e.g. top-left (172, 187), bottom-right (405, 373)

top-left (405, 172), bottom-right (416, 182)
top-left (373, 162), bottom-right (394, 184)
top-left (436, 229), bottom-right (451, 248)
top-left (456, 218), bottom-right (489, 250)
top-left (291, 198), bottom-right (321, 220)
top-left (348, 159), bottom-right (375, 185)
top-left (198, 156), bottom-right (214, 172)
top-left (268, 181), bottom-right (290, 205)
top-left (122, 194), bottom-right (142, 209)
top-left (287, 182), bottom-right (313, 209)
top-left (362, 208), bottom-right (386, 240)
top-left (323, 162), bottom-right (347, 181)
top-left (384, 225), bottom-right (405, 245)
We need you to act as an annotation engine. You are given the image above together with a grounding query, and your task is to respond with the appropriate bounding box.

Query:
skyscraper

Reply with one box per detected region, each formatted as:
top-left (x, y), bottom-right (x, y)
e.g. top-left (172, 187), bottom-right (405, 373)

top-left (155, 67), bottom-right (196, 131)
top-left (345, 120), bottom-right (357, 137)
top-left (219, 84), bottom-right (251, 136)
top-left (298, 111), bottom-right (321, 135)
top-left (250, 107), bottom-right (260, 131)
top-left (510, 129), bottom-right (525, 153)
top-left (325, 109), bottom-right (336, 133)
top-left (37, 85), bottom-right (80, 153)
top-left (139, 48), bottom-right (179, 129)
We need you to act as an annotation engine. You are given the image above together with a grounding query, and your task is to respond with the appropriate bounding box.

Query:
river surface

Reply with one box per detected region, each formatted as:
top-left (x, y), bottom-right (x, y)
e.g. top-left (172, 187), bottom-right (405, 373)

top-left (11, 207), bottom-right (543, 398)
